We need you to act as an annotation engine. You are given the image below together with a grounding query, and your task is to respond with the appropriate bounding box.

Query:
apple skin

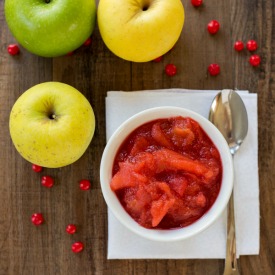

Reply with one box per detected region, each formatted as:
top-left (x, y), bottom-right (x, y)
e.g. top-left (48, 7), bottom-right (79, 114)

top-left (5, 0), bottom-right (96, 57)
top-left (9, 82), bottom-right (96, 168)
top-left (98, 0), bottom-right (184, 62)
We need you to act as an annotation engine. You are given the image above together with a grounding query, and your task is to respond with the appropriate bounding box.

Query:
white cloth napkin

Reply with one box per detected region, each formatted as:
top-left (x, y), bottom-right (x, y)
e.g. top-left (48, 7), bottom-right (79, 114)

top-left (105, 89), bottom-right (259, 259)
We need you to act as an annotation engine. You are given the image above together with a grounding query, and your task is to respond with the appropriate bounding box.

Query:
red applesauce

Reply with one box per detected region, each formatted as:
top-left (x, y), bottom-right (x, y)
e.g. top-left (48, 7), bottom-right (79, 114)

top-left (111, 116), bottom-right (222, 229)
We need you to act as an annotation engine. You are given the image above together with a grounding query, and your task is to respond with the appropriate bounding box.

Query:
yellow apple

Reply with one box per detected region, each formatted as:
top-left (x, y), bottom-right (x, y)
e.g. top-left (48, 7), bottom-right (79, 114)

top-left (98, 0), bottom-right (185, 62)
top-left (9, 82), bottom-right (95, 168)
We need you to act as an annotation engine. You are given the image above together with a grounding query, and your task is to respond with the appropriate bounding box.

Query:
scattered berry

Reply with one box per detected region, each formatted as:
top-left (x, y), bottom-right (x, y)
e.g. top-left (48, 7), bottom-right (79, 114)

top-left (71, 242), bottom-right (84, 253)
top-left (31, 213), bottom-right (44, 226)
top-left (207, 20), bottom-right (220, 35)
top-left (249, 55), bottom-right (261, 67)
top-left (234, 41), bottom-right (244, 51)
top-left (79, 179), bottom-right (91, 190)
top-left (153, 56), bottom-right (162, 63)
top-left (41, 176), bottom-right (54, 188)
top-left (208, 63), bottom-right (220, 76)
top-left (246, 40), bottom-right (258, 52)
top-left (165, 64), bottom-right (177, 76)
top-left (32, 164), bottom-right (43, 173)
top-left (66, 224), bottom-right (77, 234)
top-left (7, 44), bottom-right (20, 55)
top-left (191, 0), bottom-right (203, 7)
top-left (67, 51), bottom-right (74, 56)
top-left (83, 37), bottom-right (92, 46)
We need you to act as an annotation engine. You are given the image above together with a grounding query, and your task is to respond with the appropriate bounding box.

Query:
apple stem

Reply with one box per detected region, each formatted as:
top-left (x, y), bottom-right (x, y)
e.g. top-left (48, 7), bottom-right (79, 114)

top-left (141, 0), bottom-right (150, 11)
top-left (45, 0), bottom-right (51, 3)
top-left (142, 5), bottom-right (149, 11)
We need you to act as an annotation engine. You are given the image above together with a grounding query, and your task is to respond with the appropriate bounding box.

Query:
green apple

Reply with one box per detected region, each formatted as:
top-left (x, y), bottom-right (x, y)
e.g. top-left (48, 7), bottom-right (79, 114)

top-left (98, 0), bottom-right (185, 62)
top-left (5, 0), bottom-right (96, 57)
top-left (9, 82), bottom-right (96, 168)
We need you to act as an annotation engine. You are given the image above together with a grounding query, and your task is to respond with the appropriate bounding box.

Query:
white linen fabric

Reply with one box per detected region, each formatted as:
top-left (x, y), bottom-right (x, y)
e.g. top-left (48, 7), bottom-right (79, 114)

top-left (105, 89), bottom-right (259, 259)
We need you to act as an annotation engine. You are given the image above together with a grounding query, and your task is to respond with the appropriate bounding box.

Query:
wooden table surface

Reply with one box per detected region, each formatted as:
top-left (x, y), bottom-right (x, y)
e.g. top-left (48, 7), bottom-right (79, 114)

top-left (0, 0), bottom-right (274, 274)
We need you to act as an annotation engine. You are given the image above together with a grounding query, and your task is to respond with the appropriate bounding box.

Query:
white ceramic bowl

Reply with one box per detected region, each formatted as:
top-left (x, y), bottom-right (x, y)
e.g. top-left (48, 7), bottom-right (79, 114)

top-left (100, 106), bottom-right (233, 242)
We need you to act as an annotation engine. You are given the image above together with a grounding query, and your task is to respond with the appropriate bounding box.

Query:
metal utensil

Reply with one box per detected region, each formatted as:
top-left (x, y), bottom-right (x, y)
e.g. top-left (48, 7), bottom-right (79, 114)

top-left (209, 89), bottom-right (248, 275)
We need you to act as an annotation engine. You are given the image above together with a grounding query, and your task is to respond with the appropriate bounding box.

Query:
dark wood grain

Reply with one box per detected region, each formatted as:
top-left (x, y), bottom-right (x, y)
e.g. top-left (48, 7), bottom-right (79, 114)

top-left (0, 0), bottom-right (274, 274)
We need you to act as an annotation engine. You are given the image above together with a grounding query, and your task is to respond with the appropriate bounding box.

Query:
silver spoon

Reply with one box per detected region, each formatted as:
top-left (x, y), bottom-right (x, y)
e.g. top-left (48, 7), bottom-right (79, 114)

top-left (209, 89), bottom-right (248, 275)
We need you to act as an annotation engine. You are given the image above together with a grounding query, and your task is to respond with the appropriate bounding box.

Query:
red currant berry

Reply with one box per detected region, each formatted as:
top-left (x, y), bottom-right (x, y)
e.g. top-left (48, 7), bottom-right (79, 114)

top-left (79, 179), bottom-right (91, 190)
top-left (249, 55), bottom-right (261, 67)
top-left (153, 56), bottom-right (162, 63)
top-left (83, 37), bottom-right (92, 46)
top-left (165, 64), bottom-right (177, 76)
top-left (31, 213), bottom-right (44, 226)
top-left (207, 20), bottom-right (220, 34)
top-left (72, 242), bottom-right (84, 253)
top-left (7, 44), bottom-right (20, 55)
top-left (41, 176), bottom-right (54, 188)
top-left (67, 51), bottom-right (74, 56)
top-left (32, 164), bottom-right (43, 173)
top-left (246, 40), bottom-right (258, 52)
top-left (234, 41), bottom-right (244, 51)
top-left (208, 63), bottom-right (220, 76)
top-left (191, 0), bottom-right (203, 7)
top-left (66, 224), bottom-right (77, 234)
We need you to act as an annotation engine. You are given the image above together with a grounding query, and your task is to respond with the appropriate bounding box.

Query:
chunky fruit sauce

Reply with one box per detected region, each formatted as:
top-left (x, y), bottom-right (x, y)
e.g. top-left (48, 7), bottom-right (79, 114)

top-left (111, 116), bottom-right (222, 229)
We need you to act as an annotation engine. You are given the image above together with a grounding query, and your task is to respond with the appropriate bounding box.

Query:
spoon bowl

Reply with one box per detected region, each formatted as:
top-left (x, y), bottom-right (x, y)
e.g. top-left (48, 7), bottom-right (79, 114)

top-left (209, 89), bottom-right (248, 155)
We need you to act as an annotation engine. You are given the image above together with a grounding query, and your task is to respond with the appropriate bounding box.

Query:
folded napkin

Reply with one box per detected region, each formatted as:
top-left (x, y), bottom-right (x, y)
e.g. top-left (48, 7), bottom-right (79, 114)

top-left (105, 89), bottom-right (259, 259)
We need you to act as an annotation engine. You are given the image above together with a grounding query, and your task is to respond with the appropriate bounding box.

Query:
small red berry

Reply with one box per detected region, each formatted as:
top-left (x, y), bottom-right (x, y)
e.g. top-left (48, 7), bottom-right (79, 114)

top-left (249, 55), bottom-right (261, 67)
top-left (234, 41), bottom-right (244, 51)
top-left (67, 51), bottom-right (74, 56)
top-left (83, 37), bottom-right (92, 46)
top-left (7, 44), bottom-right (20, 55)
top-left (165, 64), bottom-right (177, 76)
top-left (79, 179), bottom-right (91, 190)
top-left (32, 164), bottom-right (43, 173)
top-left (191, 0), bottom-right (203, 7)
top-left (41, 176), bottom-right (54, 188)
top-left (72, 242), bottom-right (84, 253)
top-left (153, 56), bottom-right (162, 62)
top-left (207, 20), bottom-right (220, 34)
top-left (246, 40), bottom-right (258, 52)
top-left (208, 63), bottom-right (220, 76)
top-left (31, 213), bottom-right (44, 226)
top-left (66, 224), bottom-right (77, 234)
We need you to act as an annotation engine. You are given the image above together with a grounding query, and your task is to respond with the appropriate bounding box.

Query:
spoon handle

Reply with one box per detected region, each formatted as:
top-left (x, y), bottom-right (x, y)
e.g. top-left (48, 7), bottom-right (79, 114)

top-left (223, 193), bottom-right (240, 275)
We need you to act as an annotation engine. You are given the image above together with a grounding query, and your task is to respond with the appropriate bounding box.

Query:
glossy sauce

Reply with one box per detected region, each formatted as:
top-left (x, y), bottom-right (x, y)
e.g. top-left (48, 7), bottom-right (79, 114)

top-left (111, 116), bottom-right (222, 229)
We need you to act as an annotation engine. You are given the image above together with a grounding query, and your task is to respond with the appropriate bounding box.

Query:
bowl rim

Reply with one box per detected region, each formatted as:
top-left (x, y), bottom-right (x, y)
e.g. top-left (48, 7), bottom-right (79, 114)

top-left (100, 106), bottom-right (233, 242)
